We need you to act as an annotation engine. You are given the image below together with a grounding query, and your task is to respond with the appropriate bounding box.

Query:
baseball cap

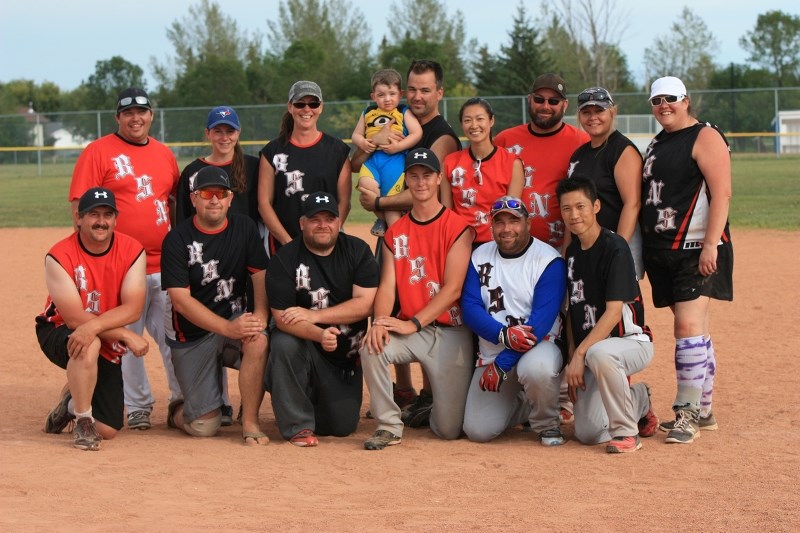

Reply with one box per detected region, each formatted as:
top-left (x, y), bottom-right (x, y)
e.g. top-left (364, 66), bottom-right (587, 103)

top-left (650, 76), bottom-right (687, 99)
top-left (404, 147), bottom-right (440, 173)
top-left (577, 87), bottom-right (614, 110)
top-left (288, 81), bottom-right (323, 102)
top-left (193, 166), bottom-right (231, 191)
top-left (207, 106), bottom-right (241, 130)
top-left (301, 192), bottom-right (339, 218)
top-left (78, 187), bottom-right (118, 214)
top-left (531, 73), bottom-right (567, 99)
top-left (116, 88), bottom-right (151, 113)
top-left (490, 196), bottom-right (529, 219)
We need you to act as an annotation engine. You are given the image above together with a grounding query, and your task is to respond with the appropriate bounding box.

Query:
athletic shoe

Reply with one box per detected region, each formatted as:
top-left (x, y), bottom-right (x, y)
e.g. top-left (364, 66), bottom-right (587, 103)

top-left (290, 429), bottom-right (319, 447)
top-left (220, 405), bottom-right (233, 427)
top-left (401, 388), bottom-right (433, 428)
top-left (44, 385), bottom-right (74, 434)
top-left (665, 410), bottom-right (700, 444)
top-left (559, 408), bottom-right (574, 425)
top-left (127, 410), bottom-right (151, 430)
top-left (370, 218), bottom-right (388, 237)
top-left (538, 427), bottom-right (565, 446)
top-left (366, 383), bottom-right (417, 419)
top-left (606, 435), bottom-right (642, 454)
top-left (394, 385), bottom-right (418, 410)
top-left (364, 429), bottom-right (401, 450)
top-left (637, 384), bottom-right (659, 438)
top-left (659, 412), bottom-right (718, 432)
top-left (73, 417), bottom-right (101, 451)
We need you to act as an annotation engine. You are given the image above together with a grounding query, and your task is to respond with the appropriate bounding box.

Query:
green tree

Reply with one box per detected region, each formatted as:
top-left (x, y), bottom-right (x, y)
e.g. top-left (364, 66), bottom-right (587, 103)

top-left (474, 3), bottom-right (553, 96)
top-left (380, 0), bottom-right (475, 89)
top-left (740, 10), bottom-right (800, 87)
top-left (78, 56), bottom-right (146, 110)
top-left (265, 0), bottom-right (373, 101)
top-left (541, 0), bottom-right (634, 92)
top-left (152, 0), bottom-right (260, 102)
top-left (643, 7), bottom-right (720, 91)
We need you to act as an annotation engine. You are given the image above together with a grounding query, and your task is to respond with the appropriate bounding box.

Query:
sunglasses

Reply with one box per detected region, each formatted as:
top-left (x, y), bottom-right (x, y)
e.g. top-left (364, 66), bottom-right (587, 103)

top-left (649, 94), bottom-right (685, 106)
top-left (194, 189), bottom-right (230, 200)
top-left (531, 95), bottom-right (564, 106)
top-left (491, 198), bottom-right (526, 214)
top-left (292, 101), bottom-right (322, 109)
top-left (118, 96), bottom-right (150, 107)
top-left (473, 159), bottom-right (483, 185)
top-left (578, 90), bottom-right (612, 105)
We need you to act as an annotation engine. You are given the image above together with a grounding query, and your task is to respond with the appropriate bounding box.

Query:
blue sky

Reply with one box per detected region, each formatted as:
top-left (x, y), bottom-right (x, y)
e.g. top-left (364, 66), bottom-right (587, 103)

top-left (1, 0), bottom-right (796, 91)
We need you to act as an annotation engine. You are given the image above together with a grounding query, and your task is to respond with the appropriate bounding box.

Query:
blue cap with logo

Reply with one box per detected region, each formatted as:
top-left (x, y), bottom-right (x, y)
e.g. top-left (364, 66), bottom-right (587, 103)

top-left (207, 106), bottom-right (241, 130)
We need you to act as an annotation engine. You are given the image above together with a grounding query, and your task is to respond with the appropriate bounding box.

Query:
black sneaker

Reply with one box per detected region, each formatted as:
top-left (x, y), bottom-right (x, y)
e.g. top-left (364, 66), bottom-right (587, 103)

top-left (73, 417), bottom-right (101, 451)
top-left (401, 388), bottom-right (433, 428)
top-left (665, 410), bottom-right (700, 444)
top-left (44, 386), bottom-right (74, 434)
top-left (127, 410), bottom-right (151, 430)
top-left (364, 429), bottom-right (401, 450)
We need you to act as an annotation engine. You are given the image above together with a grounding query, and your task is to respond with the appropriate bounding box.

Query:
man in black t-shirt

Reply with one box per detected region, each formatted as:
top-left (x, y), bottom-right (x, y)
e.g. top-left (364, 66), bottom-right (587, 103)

top-left (556, 176), bottom-right (658, 454)
top-left (266, 192), bottom-right (379, 447)
top-left (161, 166), bottom-right (270, 445)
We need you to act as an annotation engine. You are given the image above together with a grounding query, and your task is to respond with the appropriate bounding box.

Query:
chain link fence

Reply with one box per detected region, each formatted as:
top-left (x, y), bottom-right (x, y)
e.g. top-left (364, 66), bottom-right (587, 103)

top-left (2, 87), bottom-right (799, 176)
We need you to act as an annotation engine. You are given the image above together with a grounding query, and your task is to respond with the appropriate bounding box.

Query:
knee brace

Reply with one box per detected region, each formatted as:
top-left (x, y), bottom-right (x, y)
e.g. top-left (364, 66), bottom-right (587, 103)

top-left (183, 413), bottom-right (222, 437)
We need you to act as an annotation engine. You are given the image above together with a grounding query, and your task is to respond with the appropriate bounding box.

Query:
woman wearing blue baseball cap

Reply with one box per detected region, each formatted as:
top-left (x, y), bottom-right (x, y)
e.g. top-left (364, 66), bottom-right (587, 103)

top-left (176, 105), bottom-right (260, 224)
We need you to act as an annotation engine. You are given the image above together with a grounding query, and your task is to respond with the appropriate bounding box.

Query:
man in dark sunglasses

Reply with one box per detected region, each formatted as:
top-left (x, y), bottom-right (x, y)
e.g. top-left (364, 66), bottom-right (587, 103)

top-left (69, 87), bottom-right (182, 432)
top-left (494, 73), bottom-right (590, 251)
top-left (161, 166), bottom-right (270, 445)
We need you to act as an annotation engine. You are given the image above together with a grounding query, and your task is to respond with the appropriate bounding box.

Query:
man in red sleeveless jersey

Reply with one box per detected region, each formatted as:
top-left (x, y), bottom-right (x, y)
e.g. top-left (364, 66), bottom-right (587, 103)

top-left (38, 188), bottom-right (148, 451)
top-left (360, 148), bottom-right (474, 450)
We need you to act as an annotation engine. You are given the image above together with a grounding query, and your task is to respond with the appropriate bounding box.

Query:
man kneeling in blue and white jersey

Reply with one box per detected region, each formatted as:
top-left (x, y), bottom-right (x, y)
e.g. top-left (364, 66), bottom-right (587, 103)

top-left (461, 196), bottom-right (567, 446)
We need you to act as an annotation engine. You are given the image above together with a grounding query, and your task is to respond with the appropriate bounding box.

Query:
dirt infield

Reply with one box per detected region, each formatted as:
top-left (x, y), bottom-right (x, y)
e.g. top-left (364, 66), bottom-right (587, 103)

top-left (1, 226), bottom-right (798, 532)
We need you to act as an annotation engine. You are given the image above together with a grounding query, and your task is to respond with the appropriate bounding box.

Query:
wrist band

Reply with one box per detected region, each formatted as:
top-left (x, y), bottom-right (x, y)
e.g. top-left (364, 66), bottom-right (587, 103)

top-left (409, 317), bottom-right (422, 332)
top-left (374, 196), bottom-right (382, 212)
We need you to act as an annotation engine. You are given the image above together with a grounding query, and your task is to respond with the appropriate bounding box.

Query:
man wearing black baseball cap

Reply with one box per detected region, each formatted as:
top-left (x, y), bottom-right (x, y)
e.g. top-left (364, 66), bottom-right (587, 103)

top-left (161, 166), bottom-right (270, 445)
top-left (266, 191), bottom-right (379, 447)
top-left (39, 187), bottom-right (148, 451)
top-left (361, 147), bottom-right (475, 450)
top-left (69, 86), bottom-right (182, 431)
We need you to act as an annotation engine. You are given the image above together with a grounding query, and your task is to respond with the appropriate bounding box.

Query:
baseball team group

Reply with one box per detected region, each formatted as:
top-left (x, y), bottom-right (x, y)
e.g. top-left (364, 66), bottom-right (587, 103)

top-left (36, 58), bottom-right (733, 454)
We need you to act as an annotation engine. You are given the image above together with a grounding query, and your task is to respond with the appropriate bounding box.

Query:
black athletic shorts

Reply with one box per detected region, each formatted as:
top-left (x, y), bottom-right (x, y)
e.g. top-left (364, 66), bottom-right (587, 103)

top-left (35, 320), bottom-right (124, 430)
top-left (643, 240), bottom-right (733, 308)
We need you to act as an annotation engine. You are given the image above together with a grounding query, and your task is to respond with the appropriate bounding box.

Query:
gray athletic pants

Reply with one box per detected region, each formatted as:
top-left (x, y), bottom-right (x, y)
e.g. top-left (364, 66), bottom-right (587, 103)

top-left (463, 340), bottom-right (562, 442)
top-left (123, 272), bottom-right (182, 413)
top-left (573, 337), bottom-right (654, 444)
top-left (265, 329), bottom-right (362, 440)
top-left (360, 324), bottom-right (473, 439)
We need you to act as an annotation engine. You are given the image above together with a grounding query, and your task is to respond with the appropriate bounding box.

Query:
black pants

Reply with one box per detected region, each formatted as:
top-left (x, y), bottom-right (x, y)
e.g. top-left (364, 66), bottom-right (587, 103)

top-left (265, 329), bottom-right (362, 440)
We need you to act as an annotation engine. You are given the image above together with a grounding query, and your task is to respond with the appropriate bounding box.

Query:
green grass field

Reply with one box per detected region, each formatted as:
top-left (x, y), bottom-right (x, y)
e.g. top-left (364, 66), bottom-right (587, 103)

top-left (1, 156), bottom-right (797, 229)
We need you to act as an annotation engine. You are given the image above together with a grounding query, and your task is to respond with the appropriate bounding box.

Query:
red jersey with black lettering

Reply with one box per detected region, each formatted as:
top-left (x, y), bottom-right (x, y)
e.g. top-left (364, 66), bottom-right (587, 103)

top-left (495, 123), bottom-right (589, 248)
top-left (69, 133), bottom-right (179, 274)
top-left (443, 147), bottom-right (520, 244)
top-left (383, 206), bottom-right (471, 326)
top-left (38, 231), bottom-right (145, 363)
